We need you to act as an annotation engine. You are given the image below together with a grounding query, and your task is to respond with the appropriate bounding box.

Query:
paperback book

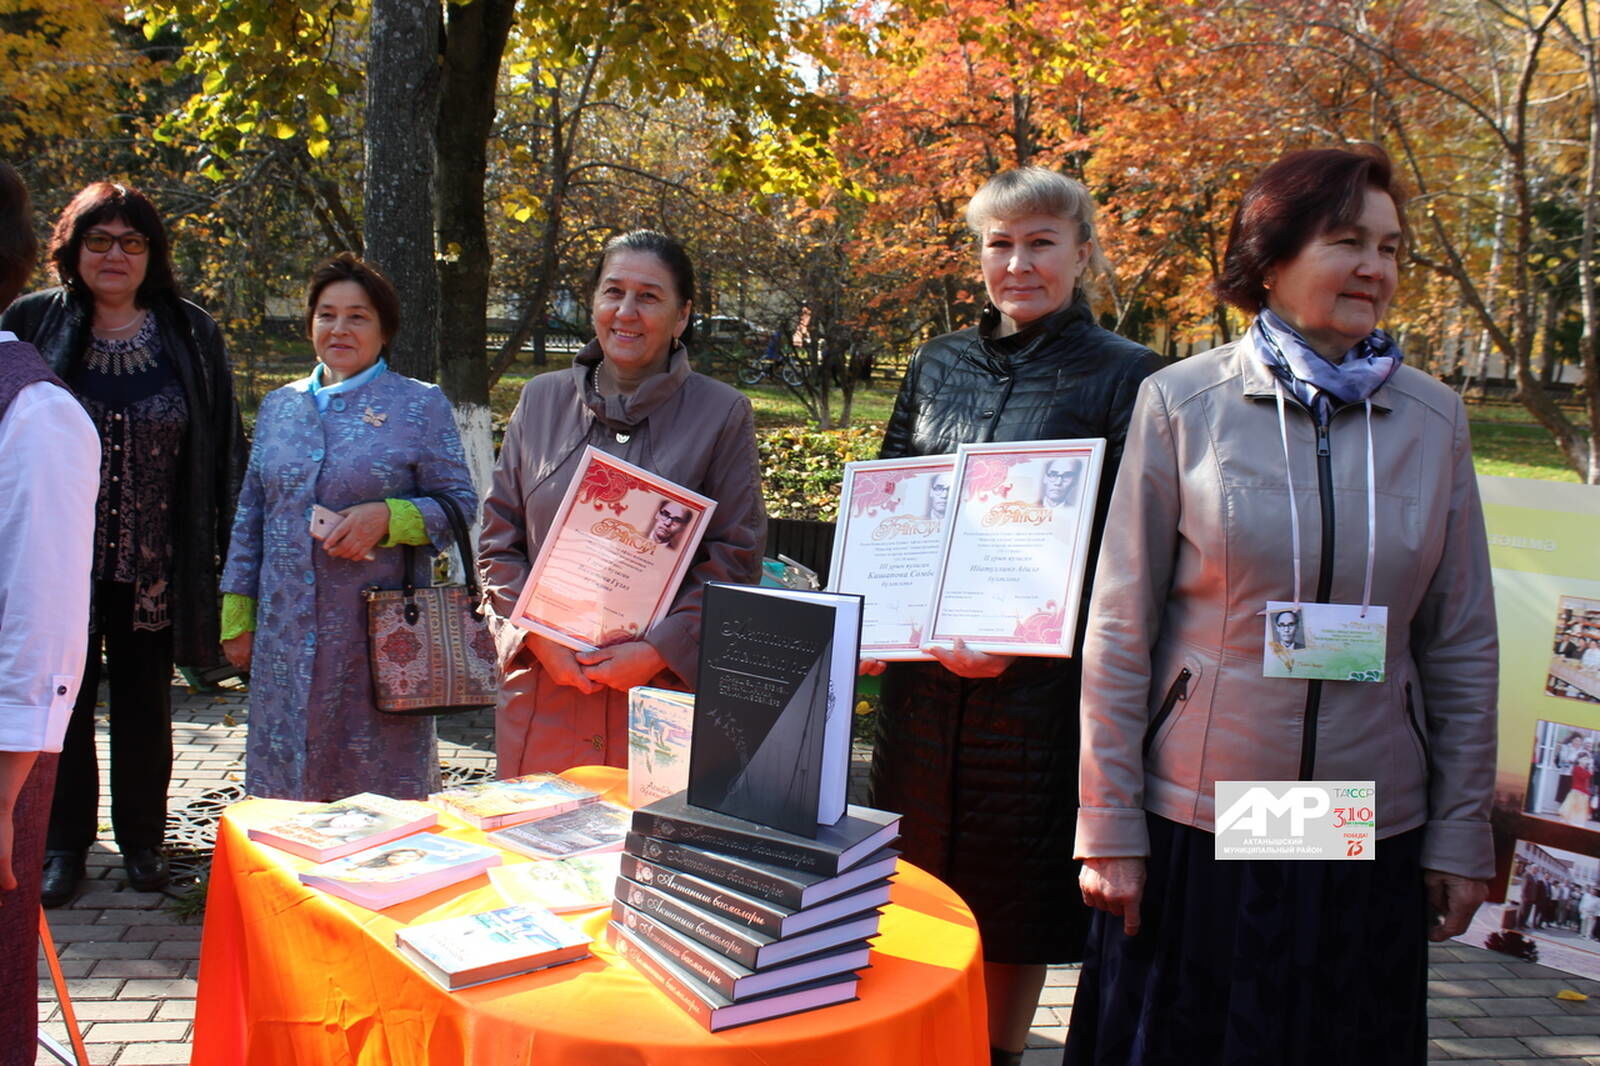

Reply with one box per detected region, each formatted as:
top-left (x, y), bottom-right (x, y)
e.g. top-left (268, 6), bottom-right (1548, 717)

top-left (619, 851), bottom-right (892, 937)
top-left (428, 773), bottom-right (600, 830)
top-left (299, 832), bottom-right (502, 910)
top-left (628, 686), bottom-right (694, 808)
top-left (489, 802), bottom-right (631, 859)
top-left (487, 852), bottom-right (622, 912)
top-left (608, 920), bottom-right (861, 1032)
top-left (688, 582), bottom-right (863, 836)
top-left (614, 874), bottom-right (883, 970)
top-left (631, 792), bottom-right (901, 877)
top-left (613, 898), bottom-right (871, 1000)
top-left (626, 833), bottom-right (900, 910)
top-left (247, 793), bottom-right (438, 863)
top-left (395, 902), bottom-right (592, 990)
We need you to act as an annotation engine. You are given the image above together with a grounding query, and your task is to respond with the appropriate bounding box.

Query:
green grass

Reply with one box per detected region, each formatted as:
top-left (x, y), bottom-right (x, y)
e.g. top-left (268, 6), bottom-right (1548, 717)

top-left (1467, 400), bottom-right (1583, 483)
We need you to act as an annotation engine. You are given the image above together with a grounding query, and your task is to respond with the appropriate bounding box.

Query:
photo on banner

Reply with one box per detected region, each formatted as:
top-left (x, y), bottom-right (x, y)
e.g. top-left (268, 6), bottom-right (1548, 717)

top-left (1466, 476), bottom-right (1600, 977)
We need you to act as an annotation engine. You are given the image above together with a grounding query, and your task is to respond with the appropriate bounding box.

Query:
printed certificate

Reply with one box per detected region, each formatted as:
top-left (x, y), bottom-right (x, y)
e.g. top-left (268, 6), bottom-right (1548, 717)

top-left (926, 439), bottom-right (1105, 657)
top-left (510, 447), bottom-right (715, 652)
top-left (826, 456), bottom-right (957, 660)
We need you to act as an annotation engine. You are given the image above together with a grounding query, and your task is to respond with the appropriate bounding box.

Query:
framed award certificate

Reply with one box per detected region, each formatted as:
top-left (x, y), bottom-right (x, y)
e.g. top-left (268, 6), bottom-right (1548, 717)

top-left (826, 456), bottom-right (957, 661)
top-left (509, 447), bottom-right (716, 652)
top-left (925, 439), bottom-right (1106, 657)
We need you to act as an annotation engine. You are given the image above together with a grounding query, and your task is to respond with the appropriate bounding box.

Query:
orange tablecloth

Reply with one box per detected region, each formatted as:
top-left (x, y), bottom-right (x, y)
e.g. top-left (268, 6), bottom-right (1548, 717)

top-left (191, 766), bottom-right (988, 1065)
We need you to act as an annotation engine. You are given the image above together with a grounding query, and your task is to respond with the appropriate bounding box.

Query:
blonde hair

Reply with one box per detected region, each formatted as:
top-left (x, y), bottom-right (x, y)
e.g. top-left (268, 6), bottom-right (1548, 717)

top-left (965, 167), bottom-right (1110, 294)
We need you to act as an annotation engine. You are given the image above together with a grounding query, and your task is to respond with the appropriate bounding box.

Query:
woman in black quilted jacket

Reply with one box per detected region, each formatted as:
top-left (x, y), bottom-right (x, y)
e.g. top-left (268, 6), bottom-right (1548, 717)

top-left (863, 167), bottom-right (1161, 1066)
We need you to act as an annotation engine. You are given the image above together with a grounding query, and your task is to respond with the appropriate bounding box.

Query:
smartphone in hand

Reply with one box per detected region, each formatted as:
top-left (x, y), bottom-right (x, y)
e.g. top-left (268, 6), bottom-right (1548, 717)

top-left (309, 503), bottom-right (375, 561)
top-left (308, 503), bottom-right (343, 540)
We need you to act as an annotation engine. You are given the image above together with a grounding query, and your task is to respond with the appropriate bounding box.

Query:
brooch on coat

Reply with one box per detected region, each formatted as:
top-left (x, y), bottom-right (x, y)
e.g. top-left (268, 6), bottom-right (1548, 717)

top-left (362, 406), bottom-right (388, 427)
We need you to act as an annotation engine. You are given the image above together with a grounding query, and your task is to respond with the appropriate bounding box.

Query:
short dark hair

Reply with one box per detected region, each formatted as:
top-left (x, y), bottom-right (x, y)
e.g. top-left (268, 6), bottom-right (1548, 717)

top-left (304, 252), bottom-right (401, 344)
top-left (1217, 145), bottom-right (1409, 314)
top-left (0, 162), bottom-right (36, 309)
top-left (48, 181), bottom-right (177, 307)
top-left (590, 229), bottom-right (696, 344)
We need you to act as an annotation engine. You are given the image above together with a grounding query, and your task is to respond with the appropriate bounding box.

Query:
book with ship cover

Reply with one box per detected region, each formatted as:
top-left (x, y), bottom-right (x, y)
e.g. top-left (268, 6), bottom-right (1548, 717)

top-left (614, 874), bottom-right (882, 970)
top-left (628, 686), bottom-right (694, 808)
top-left (299, 832), bottom-right (501, 910)
top-left (613, 898), bottom-right (870, 1001)
top-left (626, 833), bottom-right (899, 910)
top-left (619, 851), bottom-right (891, 938)
top-left (688, 583), bottom-right (862, 836)
top-left (631, 792), bottom-right (900, 877)
top-left (428, 773), bottom-right (601, 830)
top-left (489, 802), bottom-right (631, 859)
top-left (608, 920), bottom-right (861, 1031)
top-left (395, 902), bottom-right (592, 990)
top-left (247, 793), bottom-right (438, 863)
top-left (487, 852), bottom-right (622, 912)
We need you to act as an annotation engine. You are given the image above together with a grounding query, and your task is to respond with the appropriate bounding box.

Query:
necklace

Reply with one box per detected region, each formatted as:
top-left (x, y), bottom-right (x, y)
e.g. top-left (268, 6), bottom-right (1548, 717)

top-left (94, 309), bottom-right (146, 335)
top-left (83, 315), bottom-right (159, 376)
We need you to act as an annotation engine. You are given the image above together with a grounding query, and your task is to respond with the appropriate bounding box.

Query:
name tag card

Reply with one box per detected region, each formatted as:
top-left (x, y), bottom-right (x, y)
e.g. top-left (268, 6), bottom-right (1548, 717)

top-left (1262, 602), bottom-right (1388, 682)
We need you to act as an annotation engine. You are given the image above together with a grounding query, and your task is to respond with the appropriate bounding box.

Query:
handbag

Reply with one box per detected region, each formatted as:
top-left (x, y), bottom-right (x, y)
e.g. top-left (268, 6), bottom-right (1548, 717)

top-left (364, 493), bottom-right (498, 715)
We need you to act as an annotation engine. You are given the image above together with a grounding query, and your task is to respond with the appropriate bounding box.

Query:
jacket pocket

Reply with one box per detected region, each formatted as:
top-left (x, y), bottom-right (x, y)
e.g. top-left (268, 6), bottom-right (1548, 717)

top-left (1405, 682), bottom-right (1430, 771)
top-left (1143, 665), bottom-right (1195, 756)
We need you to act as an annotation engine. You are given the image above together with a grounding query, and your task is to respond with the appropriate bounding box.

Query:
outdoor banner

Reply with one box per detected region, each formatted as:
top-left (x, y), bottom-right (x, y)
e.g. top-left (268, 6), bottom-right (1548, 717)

top-left (1465, 475), bottom-right (1600, 977)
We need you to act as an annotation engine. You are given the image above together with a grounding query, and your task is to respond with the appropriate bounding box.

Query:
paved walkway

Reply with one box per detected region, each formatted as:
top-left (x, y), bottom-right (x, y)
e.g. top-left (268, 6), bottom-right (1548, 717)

top-left (32, 678), bottom-right (1600, 1064)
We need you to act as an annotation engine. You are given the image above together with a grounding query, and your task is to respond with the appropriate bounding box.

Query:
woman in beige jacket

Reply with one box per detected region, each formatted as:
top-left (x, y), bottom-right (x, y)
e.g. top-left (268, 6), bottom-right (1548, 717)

top-left (478, 231), bottom-right (765, 774)
top-left (1068, 147), bottom-right (1497, 1065)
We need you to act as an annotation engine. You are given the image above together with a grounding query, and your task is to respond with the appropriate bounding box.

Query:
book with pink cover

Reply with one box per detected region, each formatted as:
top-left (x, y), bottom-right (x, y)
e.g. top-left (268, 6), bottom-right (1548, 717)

top-left (247, 793), bottom-right (438, 862)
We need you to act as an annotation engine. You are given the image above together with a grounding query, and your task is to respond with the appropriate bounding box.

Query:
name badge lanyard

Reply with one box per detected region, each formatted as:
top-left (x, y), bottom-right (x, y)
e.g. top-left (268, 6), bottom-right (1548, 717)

top-left (1272, 381), bottom-right (1377, 617)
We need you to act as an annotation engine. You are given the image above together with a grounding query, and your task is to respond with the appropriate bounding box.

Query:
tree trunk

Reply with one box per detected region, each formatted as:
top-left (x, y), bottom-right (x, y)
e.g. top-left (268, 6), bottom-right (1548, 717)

top-left (436, 0), bottom-right (515, 408)
top-left (365, 0), bottom-right (442, 383)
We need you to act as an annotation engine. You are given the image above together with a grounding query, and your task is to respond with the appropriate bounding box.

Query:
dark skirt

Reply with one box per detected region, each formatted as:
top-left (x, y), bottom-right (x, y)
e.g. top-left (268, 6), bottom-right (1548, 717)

top-left (1064, 814), bottom-right (1428, 1066)
top-left (869, 657), bottom-right (1091, 964)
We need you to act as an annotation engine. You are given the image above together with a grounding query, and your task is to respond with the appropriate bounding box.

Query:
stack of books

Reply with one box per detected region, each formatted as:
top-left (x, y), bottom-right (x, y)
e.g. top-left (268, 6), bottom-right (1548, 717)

top-left (608, 791), bottom-right (901, 1031)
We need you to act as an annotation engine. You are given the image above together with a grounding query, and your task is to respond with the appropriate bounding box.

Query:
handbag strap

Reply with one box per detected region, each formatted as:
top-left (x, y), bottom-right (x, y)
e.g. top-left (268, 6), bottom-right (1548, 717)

top-left (397, 492), bottom-right (483, 600)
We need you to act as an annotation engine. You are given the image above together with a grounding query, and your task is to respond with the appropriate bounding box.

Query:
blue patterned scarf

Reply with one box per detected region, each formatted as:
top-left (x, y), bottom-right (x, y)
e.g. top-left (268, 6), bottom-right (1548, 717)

top-left (1251, 309), bottom-right (1402, 422)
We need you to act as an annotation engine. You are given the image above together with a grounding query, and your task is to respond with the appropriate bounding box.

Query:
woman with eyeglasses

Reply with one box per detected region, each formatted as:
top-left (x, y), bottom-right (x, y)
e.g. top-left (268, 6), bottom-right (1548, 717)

top-left (0, 182), bottom-right (243, 908)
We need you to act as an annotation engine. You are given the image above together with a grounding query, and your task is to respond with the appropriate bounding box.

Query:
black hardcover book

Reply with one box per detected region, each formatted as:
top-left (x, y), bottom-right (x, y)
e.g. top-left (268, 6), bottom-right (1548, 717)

top-left (611, 899), bottom-right (871, 1001)
top-left (613, 875), bottom-right (883, 969)
top-left (688, 582), bottom-right (863, 836)
top-left (626, 832), bottom-right (900, 910)
top-left (631, 791), bottom-right (900, 876)
top-left (619, 852), bottom-right (891, 938)
top-left (607, 921), bottom-right (861, 1032)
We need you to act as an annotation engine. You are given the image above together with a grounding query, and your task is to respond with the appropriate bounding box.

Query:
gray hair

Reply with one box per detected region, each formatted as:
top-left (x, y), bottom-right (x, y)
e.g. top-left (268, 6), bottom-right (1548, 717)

top-left (964, 167), bottom-right (1110, 296)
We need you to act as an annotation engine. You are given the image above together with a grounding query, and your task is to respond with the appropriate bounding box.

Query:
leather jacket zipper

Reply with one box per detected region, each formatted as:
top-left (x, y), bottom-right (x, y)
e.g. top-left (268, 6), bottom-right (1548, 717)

top-left (1298, 418), bottom-right (1337, 781)
top-left (1143, 667), bottom-right (1192, 755)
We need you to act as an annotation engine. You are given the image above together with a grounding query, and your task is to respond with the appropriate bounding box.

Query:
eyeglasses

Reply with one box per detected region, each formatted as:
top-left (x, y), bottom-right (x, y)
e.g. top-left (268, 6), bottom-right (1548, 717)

top-left (82, 231), bottom-right (149, 255)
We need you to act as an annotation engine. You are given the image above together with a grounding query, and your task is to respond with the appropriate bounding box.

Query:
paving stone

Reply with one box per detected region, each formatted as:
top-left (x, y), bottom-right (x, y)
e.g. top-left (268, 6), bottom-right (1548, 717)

top-left (1430, 998), bottom-right (1487, 1018)
top-left (1037, 985), bottom-right (1075, 1007)
top-left (1538, 1014), bottom-right (1600, 1035)
top-left (1429, 1018), bottom-right (1466, 1038)
top-left (91, 958), bottom-right (189, 978)
top-left (107, 1041), bottom-right (194, 1064)
top-left (1431, 979), bottom-right (1503, 997)
top-left (155, 999), bottom-right (197, 1021)
top-left (1489, 978), bottom-right (1583, 996)
top-left (1429, 1036), bottom-right (1534, 1058)
top-left (60, 941), bottom-right (155, 960)
top-left (1522, 1035), bottom-right (1600, 1056)
top-left (81, 1021), bottom-right (190, 1043)
top-left (1433, 963), bottom-right (1519, 980)
top-left (37, 977), bottom-right (124, 1000)
top-left (45, 999), bottom-right (155, 1022)
top-left (1474, 996), bottom-right (1571, 1016)
top-left (1454, 1015), bottom-right (1553, 1037)
top-left (116, 977), bottom-right (198, 999)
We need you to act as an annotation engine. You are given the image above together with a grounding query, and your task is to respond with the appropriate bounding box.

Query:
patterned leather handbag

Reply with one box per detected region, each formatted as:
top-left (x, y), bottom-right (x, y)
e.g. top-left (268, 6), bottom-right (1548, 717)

top-left (365, 493), bottom-right (498, 715)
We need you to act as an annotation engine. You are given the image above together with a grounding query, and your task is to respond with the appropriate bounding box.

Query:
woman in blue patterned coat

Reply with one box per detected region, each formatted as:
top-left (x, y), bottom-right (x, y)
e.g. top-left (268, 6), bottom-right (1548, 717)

top-left (220, 254), bottom-right (477, 800)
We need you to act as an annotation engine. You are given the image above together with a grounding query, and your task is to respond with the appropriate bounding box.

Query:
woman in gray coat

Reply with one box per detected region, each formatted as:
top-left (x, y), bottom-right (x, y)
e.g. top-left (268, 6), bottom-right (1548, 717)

top-left (479, 230), bottom-right (765, 775)
top-left (220, 254), bottom-right (477, 800)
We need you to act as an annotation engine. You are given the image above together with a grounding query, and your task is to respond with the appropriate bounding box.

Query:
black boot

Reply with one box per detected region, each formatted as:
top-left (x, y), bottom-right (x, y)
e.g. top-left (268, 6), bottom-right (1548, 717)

top-left (991, 1049), bottom-right (1024, 1066)
top-left (41, 852), bottom-right (86, 908)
